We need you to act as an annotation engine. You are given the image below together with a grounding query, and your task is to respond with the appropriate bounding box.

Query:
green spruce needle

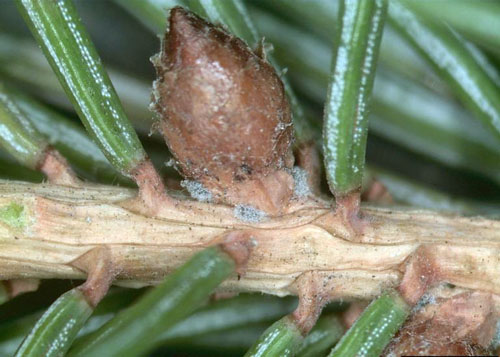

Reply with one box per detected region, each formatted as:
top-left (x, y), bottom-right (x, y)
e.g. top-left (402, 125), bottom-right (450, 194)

top-left (244, 315), bottom-right (304, 357)
top-left (10, 89), bottom-right (131, 185)
top-left (68, 246), bottom-right (236, 357)
top-left (14, 289), bottom-right (93, 357)
top-left (389, 0), bottom-right (500, 142)
top-left (15, 0), bottom-right (147, 175)
top-left (159, 294), bottom-right (297, 343)
top-left (296, 315), bottom-right (344, 357)
top-left (323, 0), bottom-right (388, 197)
top-left (0, 34), bottom-right (154, 136)
top-left (402, 0), bottom-right (500, 54)
top-left (328, 290), bottom-right (409, 357)
top-left (0, 288), bottom-right (141, 357)
top-left (0, 82), bottom-right (47, 169)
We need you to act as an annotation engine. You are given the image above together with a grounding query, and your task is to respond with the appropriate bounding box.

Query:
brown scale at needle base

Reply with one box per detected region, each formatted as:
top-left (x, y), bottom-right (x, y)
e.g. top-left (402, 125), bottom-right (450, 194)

top-left (37, 146), bottom-right (79, 187)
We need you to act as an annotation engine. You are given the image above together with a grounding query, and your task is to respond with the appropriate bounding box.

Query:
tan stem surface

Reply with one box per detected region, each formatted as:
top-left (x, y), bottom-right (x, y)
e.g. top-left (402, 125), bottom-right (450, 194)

top-left (0, 180), bottom-right (499, 300)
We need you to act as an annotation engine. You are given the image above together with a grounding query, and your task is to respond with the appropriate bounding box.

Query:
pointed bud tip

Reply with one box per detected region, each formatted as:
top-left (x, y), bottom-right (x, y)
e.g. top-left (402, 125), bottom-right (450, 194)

top-left (169, 6), bottom-right (199, 34)
top-left (168, 6), bottom-right (212, 44)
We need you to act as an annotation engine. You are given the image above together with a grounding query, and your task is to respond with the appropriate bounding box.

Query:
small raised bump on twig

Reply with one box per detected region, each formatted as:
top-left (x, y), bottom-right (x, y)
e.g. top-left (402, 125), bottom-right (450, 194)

top-left (38, 147), bottom-right (80, 187)
top-left (1, 279), bottom-right (40, 300)
top-left (291, 271), bottom-right (328, 335)
top-left (128, 159), bottom-right (176, 215)
top-left (70, 246), bottom-right (117, 307)
top-left (335, 191), bottom-right (368, 236)
top-left (218, 230), bottom-right (256, 276)
top-left (398, 246), bottom-right (442, 306)
top-left (313, 190), bottom-right (371, 242)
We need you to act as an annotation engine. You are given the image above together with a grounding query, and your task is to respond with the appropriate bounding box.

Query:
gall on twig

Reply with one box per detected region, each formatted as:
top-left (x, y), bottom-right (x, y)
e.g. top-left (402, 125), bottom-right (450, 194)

top-left (151, 7), bottom-right (296, 216)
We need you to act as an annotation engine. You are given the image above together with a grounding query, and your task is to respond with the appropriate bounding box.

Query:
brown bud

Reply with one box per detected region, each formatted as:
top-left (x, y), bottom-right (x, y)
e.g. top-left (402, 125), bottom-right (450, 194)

top-left (152, 7), bottom-right (294, 214)
top-left (384, 322), bottom-right (492, 356)
top-left (383, 291), bottom-right (497, 356)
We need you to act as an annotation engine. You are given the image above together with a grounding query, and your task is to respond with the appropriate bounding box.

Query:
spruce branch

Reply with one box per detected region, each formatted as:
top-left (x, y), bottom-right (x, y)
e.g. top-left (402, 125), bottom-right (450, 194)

top-left (0, 180), bottom-right (499, 301)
